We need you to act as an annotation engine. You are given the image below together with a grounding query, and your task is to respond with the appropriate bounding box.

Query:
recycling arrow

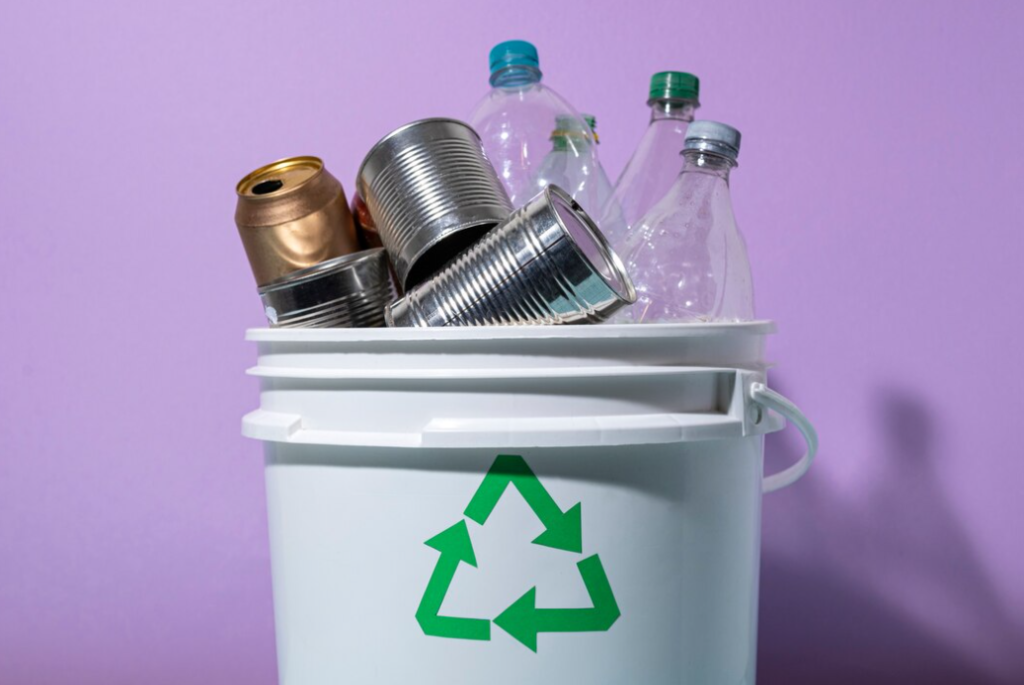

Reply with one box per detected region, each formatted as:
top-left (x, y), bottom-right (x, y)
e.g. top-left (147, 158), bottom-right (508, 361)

top-left (493, 554), bottom-right (620, 652)
top-left (415, 520), bottom-right (491, 641)
top-left (415, 454), bottom-right (620, 651)
top-left (464, 454), bottom-right (583, 553)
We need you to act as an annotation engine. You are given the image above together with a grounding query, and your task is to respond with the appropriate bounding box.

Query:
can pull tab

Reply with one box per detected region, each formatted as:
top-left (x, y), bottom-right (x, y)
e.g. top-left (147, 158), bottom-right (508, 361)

top-left (750, 383), bottom-right (819, 492)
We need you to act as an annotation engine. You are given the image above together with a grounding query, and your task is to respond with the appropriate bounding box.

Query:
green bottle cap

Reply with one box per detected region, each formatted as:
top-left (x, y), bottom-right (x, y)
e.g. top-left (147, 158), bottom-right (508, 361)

top-left (648, 71), bottom-right (700, 103)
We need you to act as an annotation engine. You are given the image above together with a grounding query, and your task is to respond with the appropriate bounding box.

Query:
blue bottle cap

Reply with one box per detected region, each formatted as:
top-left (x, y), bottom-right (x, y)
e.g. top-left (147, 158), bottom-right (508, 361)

top-left (489, 40), bottom-right (540, 74)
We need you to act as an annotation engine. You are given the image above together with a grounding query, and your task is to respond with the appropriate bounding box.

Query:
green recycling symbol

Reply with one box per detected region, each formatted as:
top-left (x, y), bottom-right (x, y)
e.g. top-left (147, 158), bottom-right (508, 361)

top-left (415, 454), bottom-right (620, 652)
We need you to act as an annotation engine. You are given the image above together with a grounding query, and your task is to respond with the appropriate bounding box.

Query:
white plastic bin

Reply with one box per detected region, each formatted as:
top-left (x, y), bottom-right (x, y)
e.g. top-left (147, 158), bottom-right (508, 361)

top-left (242, 322), bottom-right (817, 685)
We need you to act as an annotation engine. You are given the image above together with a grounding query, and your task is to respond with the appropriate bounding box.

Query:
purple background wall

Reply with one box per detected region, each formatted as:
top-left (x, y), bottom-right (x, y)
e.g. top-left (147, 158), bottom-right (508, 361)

top-left (2, 1), bottom-right (1022, 683)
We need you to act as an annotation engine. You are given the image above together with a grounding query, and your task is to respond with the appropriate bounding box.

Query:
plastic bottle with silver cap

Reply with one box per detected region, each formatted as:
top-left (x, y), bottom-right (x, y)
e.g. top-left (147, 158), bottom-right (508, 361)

top-left (619, 120), bottom-right (754, 323)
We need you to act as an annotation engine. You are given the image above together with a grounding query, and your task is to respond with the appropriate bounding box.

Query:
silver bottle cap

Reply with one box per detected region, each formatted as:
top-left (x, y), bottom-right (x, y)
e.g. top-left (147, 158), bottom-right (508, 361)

top-left (683, 120), bottom-right (741, 160)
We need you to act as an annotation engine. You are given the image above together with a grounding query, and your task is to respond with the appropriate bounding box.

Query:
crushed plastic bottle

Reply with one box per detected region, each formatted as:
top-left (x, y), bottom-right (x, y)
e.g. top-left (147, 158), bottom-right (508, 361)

top-left (620, 121), bottom-right (754, 323)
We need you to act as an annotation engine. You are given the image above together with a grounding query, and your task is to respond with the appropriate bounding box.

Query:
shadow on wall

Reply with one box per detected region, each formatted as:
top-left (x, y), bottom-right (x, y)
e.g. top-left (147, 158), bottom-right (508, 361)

top-left (757, 383), bottom-right (1023, 685)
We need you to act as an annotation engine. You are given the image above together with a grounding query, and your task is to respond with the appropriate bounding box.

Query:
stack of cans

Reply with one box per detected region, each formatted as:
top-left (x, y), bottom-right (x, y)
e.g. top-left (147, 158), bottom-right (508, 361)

top-left (235, 156), bottom-right (396, 328)
top-left (234, 119), bottom-right (635, 329)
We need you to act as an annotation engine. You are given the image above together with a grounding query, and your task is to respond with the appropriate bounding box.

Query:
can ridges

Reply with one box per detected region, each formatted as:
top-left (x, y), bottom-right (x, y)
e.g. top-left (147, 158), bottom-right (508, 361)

top-left (260, 249), bottom-right (396, 329)
top-left (270, 281), bottom-right (395, 328)
top-left (358, 119), bottom-right (512, 288)
top-left (356, 118), bottom-right (485, 183)
top-left (269, 287), bottom-right (393, 329)
top-left (386, 187), bottom-right (634, 328)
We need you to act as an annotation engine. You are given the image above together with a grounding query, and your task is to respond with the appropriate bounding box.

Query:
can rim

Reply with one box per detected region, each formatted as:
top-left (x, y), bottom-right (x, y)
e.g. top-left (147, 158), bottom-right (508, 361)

top-left (356, 118), bottom-right (481, 189)
top-left (257, 248), bottom-right (388, 294)
top-left (545, 185), bottom-right (638, 305)
top-left (236, 155), bottom-right (325, 198)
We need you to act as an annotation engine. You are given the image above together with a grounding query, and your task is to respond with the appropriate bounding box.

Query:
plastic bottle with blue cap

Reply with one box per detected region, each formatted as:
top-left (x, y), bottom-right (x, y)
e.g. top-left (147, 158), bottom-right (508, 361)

top-left (469, 40), bottom-right (614, 219)
top-left (618, 120), bottom-right (755, 323)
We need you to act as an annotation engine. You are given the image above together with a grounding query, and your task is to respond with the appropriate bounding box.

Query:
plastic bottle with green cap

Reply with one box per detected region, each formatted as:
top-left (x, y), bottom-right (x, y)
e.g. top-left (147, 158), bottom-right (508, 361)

top-left (469, 40), bottom-right (612, 216)
top-left (529, 113), bottom-right (616, 223)
top-left (618, 120), bottom-right (754, 323)
top-left (602, 71), bottom-right (702, 250)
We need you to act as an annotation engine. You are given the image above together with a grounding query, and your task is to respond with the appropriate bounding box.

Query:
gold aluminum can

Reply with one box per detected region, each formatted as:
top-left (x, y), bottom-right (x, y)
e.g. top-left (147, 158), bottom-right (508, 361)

top-left (235, 156), bottom-right (359, 287)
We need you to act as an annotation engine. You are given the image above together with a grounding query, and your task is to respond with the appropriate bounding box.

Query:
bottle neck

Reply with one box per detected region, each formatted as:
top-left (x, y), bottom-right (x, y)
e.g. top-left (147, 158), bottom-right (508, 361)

top-left (491, 65), bottom-right (542, 88)
top-left (550, 133), bottom-right (593, 152)
top-left (681, 150), bottom-right (734, 181)
top-left (649, 98), bottom-right (698, 123)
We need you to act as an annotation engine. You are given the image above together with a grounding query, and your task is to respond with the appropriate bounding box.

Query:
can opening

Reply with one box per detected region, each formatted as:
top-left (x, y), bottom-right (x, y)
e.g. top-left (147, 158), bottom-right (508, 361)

top-left (404, 223), bottom-right (495, 290)
top-left (550, 190), bottom-right (635, 303)
top-left (252, 179), bottom-right (284, 195)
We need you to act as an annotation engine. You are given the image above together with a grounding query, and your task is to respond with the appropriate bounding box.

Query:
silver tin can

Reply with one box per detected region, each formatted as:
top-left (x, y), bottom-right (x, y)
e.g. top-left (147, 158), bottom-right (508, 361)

top-left (258, 248), bottom-right (396, 328)
top-left (385, 186), bottom-right (636, 327)
top-left (356, 118), bottom-right (513, 290)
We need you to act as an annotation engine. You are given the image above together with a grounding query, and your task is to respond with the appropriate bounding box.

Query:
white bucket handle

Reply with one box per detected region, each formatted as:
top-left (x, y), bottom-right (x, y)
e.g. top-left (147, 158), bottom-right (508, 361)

top-left (750, 383), bottom-right (819, 493)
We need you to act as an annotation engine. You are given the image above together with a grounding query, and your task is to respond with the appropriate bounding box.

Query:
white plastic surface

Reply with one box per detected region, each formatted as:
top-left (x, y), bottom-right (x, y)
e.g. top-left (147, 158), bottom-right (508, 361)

top-left (263, 441), bottom-right (765, 685)
top-left (243, 322), bottom-right (817, 685)
top-left (242, 366), bottom-right (783, 449)
top-left (246, 321), bottom-right (775, 373)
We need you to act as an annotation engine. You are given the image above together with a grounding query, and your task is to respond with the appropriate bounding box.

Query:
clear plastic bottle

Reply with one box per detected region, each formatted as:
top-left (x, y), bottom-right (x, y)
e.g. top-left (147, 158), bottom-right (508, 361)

top-left (530, 113), bottom-right (616, 219)
top-left (620, 121), bottom-right (754, 323)
top-left (469, 40), bottom-right (612, 211)
top-left (602, 72), bottom-right (701, 251)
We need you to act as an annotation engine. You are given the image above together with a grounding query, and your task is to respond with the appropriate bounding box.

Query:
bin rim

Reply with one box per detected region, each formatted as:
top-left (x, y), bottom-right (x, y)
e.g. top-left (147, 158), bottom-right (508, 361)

top-left (246, 320), bottom-right (776, 343)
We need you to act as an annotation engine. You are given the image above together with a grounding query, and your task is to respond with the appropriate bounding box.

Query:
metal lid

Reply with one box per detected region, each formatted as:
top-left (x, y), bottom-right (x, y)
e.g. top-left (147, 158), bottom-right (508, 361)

top-left (683, 120), bottom-right (741, 161)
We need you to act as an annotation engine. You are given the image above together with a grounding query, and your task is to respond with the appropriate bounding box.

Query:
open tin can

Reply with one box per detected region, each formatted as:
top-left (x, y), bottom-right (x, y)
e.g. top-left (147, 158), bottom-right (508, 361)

top-left (357, 118), bottom-right (512, 290)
